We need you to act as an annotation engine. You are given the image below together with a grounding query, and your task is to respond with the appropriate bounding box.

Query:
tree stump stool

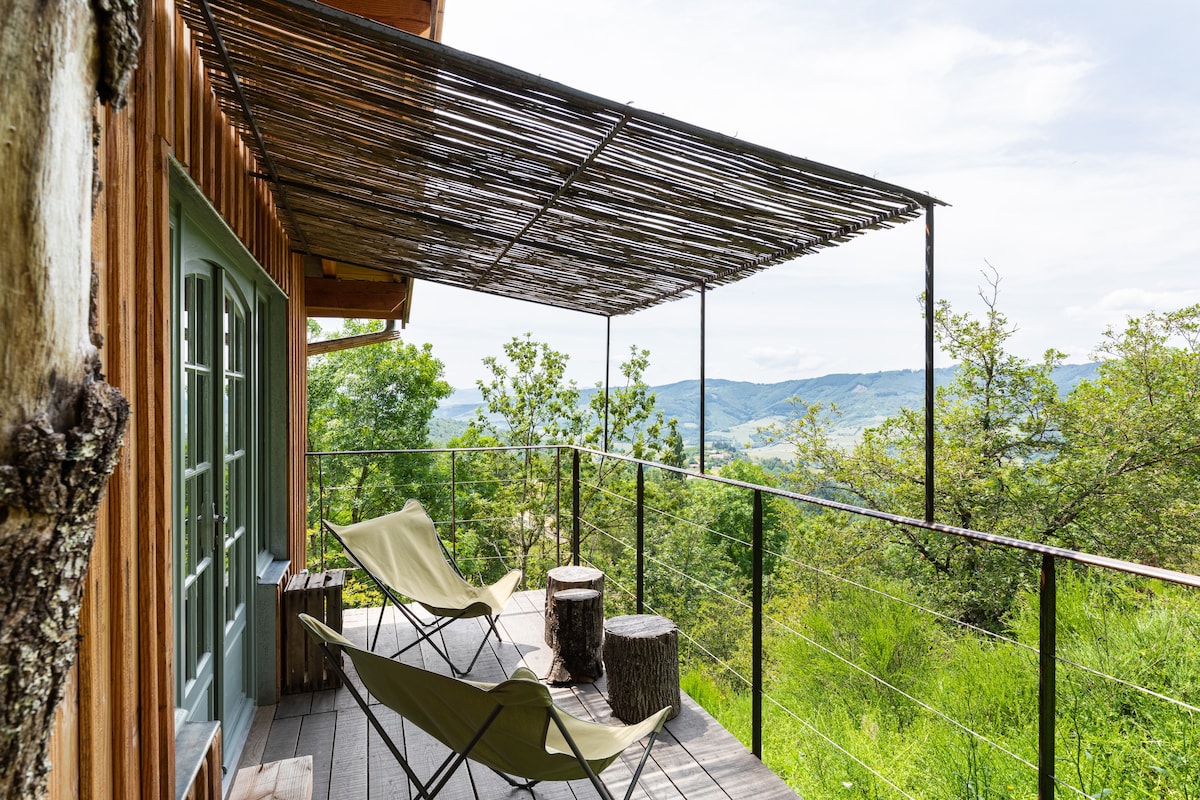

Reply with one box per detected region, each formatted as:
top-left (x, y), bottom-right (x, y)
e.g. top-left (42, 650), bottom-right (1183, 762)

top-left (545, 588), bottom-right (605, 684)
top-left (544, 565), bottom-right (604, 648)
top-left (603, 615), bottom-right (681, 723)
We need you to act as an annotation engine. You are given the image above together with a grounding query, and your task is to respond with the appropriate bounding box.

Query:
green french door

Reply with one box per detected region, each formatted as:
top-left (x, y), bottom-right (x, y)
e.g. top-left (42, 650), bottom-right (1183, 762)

top-left (178, 260), bottom-right (254, 738)
top-left (172, 178), bottom-right (276, 773)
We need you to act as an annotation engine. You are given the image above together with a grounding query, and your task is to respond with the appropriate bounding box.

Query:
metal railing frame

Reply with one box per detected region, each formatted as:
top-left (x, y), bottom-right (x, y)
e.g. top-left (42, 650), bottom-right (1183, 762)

top-left (308, 444), bottom-right (1200, 800)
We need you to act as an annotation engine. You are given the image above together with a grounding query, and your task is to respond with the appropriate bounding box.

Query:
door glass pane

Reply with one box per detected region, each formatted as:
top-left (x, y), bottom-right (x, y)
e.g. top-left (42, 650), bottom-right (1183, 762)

top-left (179, 268), bottom-right (218, 717)
top-left (223, 290), bottom-right (250, 624)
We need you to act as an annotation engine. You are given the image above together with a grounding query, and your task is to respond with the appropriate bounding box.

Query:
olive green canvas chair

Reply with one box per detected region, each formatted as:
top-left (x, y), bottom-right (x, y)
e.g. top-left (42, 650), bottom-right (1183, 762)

top-left (322, 498), bottom-right (523, 676)
top-left (300, 614), bottom-right (670, 800)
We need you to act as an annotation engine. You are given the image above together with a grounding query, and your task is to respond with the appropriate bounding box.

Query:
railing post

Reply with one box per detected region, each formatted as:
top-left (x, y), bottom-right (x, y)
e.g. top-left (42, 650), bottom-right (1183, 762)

top-left (636, 463), bottom-right (645, 614)
top-left (752, 489), bottom-right (764, 759)
top-left (572, 448), bottom-right (581, 566)
top-left (555, 447), bottom-right (562, 566)
top-left (924, 200), bottom-right (936, 523)
top-left (450, 450), bottom-right (457, 559)
top-left (1039, 553), bottom-right (1056, 800)
top-left (317, 454), bottom-right (326, 571)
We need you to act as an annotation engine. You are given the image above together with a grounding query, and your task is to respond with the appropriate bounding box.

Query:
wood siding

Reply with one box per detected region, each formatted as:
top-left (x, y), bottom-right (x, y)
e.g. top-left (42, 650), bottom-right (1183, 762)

top-left (49, 0), bottom-right (306, 796)
top-left (48, 0), bottom-right (439, 794)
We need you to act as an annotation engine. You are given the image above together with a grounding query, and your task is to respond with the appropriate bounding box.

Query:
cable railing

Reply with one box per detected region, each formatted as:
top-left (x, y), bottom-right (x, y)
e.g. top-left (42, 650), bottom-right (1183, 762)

top-left (307, 445), bottom-right (1200, 799)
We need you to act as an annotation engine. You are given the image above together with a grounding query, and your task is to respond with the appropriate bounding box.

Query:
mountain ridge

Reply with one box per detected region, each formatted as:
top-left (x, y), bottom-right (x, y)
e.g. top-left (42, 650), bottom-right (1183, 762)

top-left (433, 363), bottom-right (1101, 447)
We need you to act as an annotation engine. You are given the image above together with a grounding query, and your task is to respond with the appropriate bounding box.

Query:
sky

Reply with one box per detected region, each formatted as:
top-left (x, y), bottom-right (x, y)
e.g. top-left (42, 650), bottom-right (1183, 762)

top-left (384, 0), bottom-right (1200, 390)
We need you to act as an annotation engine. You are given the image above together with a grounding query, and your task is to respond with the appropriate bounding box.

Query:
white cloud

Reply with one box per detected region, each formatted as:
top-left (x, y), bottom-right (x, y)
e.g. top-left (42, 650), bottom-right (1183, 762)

top-left (747, 346), bottom-right (827, 375)
top-left (406, 1), bottom-right (1200, 389)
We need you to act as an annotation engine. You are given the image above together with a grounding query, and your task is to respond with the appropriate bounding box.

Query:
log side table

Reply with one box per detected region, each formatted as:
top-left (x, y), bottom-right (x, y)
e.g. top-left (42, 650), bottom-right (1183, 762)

top-left (545, 588), bottom-right (605, 684)
top-left (603, 614), bottom-right (681, 723)
top-left (544, 565), bottom-right (604, 648)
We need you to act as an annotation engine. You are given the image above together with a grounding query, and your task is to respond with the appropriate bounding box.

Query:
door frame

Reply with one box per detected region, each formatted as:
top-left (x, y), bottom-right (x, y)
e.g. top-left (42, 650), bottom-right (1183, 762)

top-left (169, 161), bottom-right (289, 771)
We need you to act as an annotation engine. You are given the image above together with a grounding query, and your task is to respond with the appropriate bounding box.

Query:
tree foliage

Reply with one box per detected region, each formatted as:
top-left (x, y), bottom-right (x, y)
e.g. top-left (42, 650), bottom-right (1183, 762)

top-left (761, 272), bottom-right (1200, 627)
top-left (451, 336), bottom-right (677, 585)
top-left (307, 320), bottom-right (452, 527)
top-left (468, 333), bottom-right (583, 447)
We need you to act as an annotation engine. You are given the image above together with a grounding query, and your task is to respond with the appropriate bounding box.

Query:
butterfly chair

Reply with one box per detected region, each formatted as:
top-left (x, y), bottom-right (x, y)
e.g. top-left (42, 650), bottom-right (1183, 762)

top-left (300, 615), bottom-right (670, 800)
top-left (323, 499), bottom-right (522, 676)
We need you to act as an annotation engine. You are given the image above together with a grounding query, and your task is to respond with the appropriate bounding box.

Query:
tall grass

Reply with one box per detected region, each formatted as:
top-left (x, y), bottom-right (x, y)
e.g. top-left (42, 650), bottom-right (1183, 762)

top-left (684, 568), bottom-right (1200, 798)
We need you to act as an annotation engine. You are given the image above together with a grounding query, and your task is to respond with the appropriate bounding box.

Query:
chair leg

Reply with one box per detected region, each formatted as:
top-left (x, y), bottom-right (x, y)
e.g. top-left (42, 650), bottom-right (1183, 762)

top-left (621, 731), bottom-right (661, 800)
top-left (371, 593), bottom-right (390, 651)
top-left (389, 604), bottom-right (461, 672)
top-left (548, 714), bottom-right (618, 800)
top-left (489, 769), bottom-right (540, 792)
top-left (451, 622), bottom-right (495, 677)
top-left (315, 641), bottom-right (442, 800)
top-left (387, 606), bottom-right (500, 677)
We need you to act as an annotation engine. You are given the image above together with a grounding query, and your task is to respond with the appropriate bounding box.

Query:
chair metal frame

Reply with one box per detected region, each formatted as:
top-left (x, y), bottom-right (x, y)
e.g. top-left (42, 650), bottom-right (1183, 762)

top-left (310, 631), bottom-right (664, 800)
top-left (322, 516), bottom-right (507, 676)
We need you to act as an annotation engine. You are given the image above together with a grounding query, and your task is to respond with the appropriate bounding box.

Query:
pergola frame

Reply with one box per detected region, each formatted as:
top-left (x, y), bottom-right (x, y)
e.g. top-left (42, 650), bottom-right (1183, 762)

top-left (181, 0), bottom-right (944, 516)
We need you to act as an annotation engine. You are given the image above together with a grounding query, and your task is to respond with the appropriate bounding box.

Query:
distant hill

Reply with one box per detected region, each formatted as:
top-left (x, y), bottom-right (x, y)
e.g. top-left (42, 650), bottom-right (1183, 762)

top-left (432, 363), bottom-right (1101, 450)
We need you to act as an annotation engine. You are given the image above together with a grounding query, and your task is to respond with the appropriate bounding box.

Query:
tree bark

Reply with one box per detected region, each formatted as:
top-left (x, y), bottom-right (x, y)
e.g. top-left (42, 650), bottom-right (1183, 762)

top-left (543, 565), bottom-right (603, 648)
top-left (0, 0), bottom-right (137, 796)
top-left (545, 588), bottom-right (604, 685)
top-left (603, 615), bottom-right (681, 723)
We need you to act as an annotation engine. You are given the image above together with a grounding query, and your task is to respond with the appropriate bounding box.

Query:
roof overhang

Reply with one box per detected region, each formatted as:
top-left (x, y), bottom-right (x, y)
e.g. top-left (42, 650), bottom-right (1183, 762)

top-left (179, 0), bottom-right (944, 318)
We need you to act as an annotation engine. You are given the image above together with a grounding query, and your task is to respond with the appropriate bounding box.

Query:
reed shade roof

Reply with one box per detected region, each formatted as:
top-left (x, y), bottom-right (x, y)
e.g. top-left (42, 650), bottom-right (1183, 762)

top-left (180, 0), bottom-right (943, 316)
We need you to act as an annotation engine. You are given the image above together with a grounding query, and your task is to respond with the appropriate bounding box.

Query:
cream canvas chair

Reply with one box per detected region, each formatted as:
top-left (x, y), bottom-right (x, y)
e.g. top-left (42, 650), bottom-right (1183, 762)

top-left (300, 614), bottom-right (670, 800)
top-left (323, 498), bottom-right (523, 675)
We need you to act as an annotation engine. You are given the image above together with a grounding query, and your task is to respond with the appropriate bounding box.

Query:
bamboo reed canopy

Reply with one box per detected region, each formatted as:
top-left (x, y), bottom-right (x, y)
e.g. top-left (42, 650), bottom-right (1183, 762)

top-left (181, 0), bottom-right (944, 317)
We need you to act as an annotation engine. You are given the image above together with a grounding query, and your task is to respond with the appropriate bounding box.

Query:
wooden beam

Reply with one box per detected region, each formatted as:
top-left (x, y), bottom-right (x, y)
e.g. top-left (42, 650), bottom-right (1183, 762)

top-left (317, 0), bottom-right (432, 35)
top-left (304, 277), bottom-right (408, 319)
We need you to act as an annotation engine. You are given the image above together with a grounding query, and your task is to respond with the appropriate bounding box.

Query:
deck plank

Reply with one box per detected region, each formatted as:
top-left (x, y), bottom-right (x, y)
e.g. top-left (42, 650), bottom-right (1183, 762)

top-left (366, 704), bottom-right (411, 800)
top-left (329, 710), bottom-right (368, 800)
top-left (254, 590), bottom-right (799, 800)
top-left (238, 704), bottom-right (276, 770)
top-left (295, 710), bottom-right (337, 800)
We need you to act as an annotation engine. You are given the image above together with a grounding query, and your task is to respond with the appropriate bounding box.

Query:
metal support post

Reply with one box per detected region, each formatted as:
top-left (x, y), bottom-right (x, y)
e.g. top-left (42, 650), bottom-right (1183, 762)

top-left (555, 447), bottom-right (562, 566)
top-left (572, 449), bottom-right (581, 566)
top-left (450, 450), bottom-right (457, 558)
top-left (604, 317), bottom-right (611, 453)
top-left (1039, 554), bottom-right (1057, 799)
top-left (924, 201), bottom-right (936, 523)
top-left (752, 489), bottom-right (764, 758)
top-left (636, 463), bottom-right (645, 614)
top-left (699, 282), bottom-right (707, 475)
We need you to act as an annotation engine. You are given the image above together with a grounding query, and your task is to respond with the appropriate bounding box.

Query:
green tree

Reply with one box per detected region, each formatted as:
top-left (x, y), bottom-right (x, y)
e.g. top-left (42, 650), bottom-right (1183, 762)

top-left (1042, 305), bottom-right (1200, 565)
top-left (308, 320), bottom-right (453, 526)
top-left (691, 460), bottom-right (789, 584)
top-left (470, 333), bottom-right (583, 447)
top-left (760, 279), bottom-right (1200, 627)
top-left (763, 277), bottom-right (1063, 626)
top-left (453, 337), bottom-right (676, 584)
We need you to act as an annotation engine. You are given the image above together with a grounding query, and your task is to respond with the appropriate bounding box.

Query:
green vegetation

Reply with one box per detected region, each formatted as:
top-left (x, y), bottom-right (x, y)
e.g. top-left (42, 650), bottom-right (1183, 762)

top-left (306, 291), bottom-right (1200, 798)
top-left (306, 319), bottom-right (453, 604)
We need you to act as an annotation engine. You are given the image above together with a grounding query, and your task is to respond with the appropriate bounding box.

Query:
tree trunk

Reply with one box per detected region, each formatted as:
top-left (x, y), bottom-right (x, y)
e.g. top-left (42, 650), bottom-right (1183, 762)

top-left (545, 588), bottom-right (604, 684)
top-left (603, 614), bottom-right (681, 723)
top-left (543, 565), bottom-right (603, 648)
top-left (0, 0), bottom-right (137, 796)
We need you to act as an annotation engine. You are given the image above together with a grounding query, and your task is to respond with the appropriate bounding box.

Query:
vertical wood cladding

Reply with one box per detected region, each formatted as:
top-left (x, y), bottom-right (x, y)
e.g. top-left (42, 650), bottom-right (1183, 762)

top-left (49, 0), bottom-right (306, 796)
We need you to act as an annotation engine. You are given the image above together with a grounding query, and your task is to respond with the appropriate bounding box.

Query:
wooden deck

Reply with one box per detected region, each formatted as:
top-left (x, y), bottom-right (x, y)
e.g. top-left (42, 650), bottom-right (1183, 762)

top-left (240, 589), bottom-right (800, 800)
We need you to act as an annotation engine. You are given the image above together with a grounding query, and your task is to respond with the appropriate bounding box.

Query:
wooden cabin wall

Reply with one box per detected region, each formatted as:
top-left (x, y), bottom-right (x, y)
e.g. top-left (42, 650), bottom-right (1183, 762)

top-left (47, 0), bottom-right (307, 797)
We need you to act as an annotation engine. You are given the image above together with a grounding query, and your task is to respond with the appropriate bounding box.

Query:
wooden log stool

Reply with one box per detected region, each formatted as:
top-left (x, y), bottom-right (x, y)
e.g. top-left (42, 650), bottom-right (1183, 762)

top-left (544, 565), bottom-right (605, 648)
top-left (545, 588), bottom-right (605, 684)
top-left (603, 615), bottom-right (681, 723)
